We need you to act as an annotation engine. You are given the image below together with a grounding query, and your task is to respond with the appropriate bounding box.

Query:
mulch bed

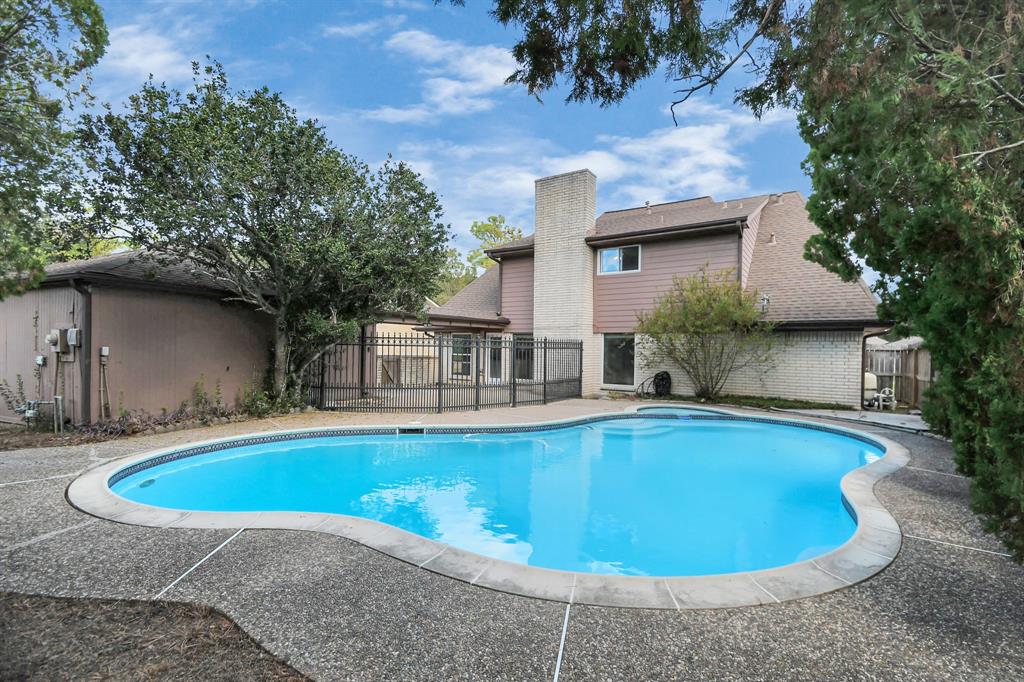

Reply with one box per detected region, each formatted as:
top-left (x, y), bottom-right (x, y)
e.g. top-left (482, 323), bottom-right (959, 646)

top-left (0, 592), bottom-right (308, 681)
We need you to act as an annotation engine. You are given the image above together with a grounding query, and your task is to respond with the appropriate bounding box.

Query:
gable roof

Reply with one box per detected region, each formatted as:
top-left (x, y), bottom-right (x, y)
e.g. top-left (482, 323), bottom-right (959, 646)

top-left (746, 192), bottom-right (879, 325)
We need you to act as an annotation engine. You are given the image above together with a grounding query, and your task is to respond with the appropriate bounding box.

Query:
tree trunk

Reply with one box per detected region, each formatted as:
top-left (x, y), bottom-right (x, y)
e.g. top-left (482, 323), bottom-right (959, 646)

top-left (272, 316), bottom-right (289, 398)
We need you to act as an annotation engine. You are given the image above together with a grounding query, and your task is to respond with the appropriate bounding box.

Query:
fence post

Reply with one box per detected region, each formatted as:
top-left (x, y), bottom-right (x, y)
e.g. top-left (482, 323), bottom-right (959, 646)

top-left (576, 340), bottom-right (583, 398)
top-left (510, 335), bottom-right (518, 407)
top-left (318, 352), bottom-right (326, 408)
top-left (358, 327), bottom-right (367, 398)
top-left (542, 338), bottom-right (548, 404)
top-left (474, 336), bottom-right (482, 410)
top-left (436, 334), bottom-right (443, 413)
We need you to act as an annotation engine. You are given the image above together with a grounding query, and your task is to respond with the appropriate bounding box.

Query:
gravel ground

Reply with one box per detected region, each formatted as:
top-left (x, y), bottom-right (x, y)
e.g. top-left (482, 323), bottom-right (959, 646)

top-left (1, 400), bottom-right (1022, 681)
top-left (0, 592), bottom-right (307, 681)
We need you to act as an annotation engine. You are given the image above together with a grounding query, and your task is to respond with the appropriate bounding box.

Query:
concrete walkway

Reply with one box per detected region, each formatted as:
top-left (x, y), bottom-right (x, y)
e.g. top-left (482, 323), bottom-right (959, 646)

top-left (1, 399), bottom-right (1022, 680)
top-left (774, 407), bottom-right (931, 433)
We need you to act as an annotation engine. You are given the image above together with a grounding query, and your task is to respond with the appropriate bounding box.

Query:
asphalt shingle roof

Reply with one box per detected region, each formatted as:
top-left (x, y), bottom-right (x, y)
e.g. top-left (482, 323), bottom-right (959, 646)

top-left (44, 250), bottom-right (230, 294)
top-left (430, 266), bottom-right (502, 320)
top-left (486, 195), bottom-right (771, 255)
top-left (592, 195), bottom-right (768, 237)
top-left (746, 192), bottom-right (879, 323)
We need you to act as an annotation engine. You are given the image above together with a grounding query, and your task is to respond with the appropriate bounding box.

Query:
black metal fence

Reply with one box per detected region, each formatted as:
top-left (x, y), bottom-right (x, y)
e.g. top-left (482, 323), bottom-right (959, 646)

top-left (304, 333), bottom-right (583, 412)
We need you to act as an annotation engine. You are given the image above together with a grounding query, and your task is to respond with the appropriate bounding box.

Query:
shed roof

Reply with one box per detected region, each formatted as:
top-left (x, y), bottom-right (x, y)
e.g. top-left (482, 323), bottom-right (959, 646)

top-left (44, 249), bottom-right (232, 295)
top-left (876, 336), bottom-right (925, 351)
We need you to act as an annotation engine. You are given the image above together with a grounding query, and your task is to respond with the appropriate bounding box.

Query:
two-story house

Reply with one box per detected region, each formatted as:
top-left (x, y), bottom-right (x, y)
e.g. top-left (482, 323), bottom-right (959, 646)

top-left (427, 169), bottom-right (881, 407)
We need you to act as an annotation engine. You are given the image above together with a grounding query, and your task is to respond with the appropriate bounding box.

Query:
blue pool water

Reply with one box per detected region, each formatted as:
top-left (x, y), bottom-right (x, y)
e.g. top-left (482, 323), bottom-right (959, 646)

top-left (111, 416), bottom-right (883, 576)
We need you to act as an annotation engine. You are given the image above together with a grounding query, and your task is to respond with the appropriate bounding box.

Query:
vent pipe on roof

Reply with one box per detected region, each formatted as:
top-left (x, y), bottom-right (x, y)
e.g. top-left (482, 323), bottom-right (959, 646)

top-left (645, 201), bottom-right (651, 214)
top-left (768, 232), bottom-right (777, 244)
top-left (771, 193), bottom-right (783, 204)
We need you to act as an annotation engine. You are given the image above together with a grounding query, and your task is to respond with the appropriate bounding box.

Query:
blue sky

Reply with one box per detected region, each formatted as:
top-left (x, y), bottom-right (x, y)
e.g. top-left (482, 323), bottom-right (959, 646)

top-left (93, 0), bottom-right (811, 254)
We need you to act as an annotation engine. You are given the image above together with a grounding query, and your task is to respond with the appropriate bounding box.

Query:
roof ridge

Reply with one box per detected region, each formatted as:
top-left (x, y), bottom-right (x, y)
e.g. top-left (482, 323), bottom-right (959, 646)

top-left (600, 196), bottom-right (713, 215)
top-left (44, 248), bottom-right (143, 272)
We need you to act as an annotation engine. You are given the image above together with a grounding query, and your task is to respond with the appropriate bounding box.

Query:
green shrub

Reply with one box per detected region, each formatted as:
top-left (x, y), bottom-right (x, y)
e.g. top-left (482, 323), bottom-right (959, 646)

top-left (635, 268), bottom-right (776, 400)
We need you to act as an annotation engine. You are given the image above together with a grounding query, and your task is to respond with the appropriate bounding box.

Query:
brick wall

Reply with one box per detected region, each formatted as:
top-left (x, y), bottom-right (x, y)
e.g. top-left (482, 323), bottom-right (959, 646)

top-left (635, 330), bottom-right (864, 406)
top-left (532, 169), bottom-right (604, 394)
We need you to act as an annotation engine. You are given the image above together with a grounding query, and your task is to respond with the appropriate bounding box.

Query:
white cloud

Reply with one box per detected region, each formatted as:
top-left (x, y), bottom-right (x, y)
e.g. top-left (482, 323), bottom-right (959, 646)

top-left (395, 101), bottom-right (791, 252)
top-left (103, 24), bottom-right (195, 84)
top-left (323, 15), bottom-right (406, 39)
top-left (381, 0), bottom-right (429, 9)
top-left (363, 29), bottom-right (518, 123)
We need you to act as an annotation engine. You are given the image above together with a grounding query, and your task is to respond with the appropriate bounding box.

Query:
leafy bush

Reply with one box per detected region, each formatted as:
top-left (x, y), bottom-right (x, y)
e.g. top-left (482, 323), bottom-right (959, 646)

top-left (0, 375), bottom-right (27, 414)
top-left (237, 383), bottom-right (302, 419)
top-left (635, 268), bottom-right (777, 400)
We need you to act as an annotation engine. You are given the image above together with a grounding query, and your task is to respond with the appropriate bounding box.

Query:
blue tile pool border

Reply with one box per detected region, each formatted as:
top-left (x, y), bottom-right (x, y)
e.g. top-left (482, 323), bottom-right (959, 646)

top-left (108, 411), bottom-right (886, 486)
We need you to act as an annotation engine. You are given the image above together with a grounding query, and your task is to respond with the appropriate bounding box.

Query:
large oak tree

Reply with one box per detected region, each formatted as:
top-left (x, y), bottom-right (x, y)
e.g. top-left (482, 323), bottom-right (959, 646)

top-left (77, 65), bottom-right (449, 397)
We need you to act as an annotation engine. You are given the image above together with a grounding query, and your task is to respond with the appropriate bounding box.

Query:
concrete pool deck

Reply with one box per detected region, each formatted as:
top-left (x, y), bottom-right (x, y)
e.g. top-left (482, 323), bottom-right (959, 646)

top-left (66, 403), bottom-right (909, 610)
top-left (2, 399), bottom-right (1023, 680)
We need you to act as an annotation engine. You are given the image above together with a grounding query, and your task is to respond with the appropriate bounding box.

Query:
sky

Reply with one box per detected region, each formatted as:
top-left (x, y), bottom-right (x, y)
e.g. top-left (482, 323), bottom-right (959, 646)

top-left (92, 0), bottom-right (812, 254)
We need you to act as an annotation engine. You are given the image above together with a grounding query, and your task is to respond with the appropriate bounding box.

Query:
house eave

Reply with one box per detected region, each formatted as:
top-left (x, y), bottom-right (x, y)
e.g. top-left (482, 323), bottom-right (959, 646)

top-left (585, 218), bottom-right (745, 248)
top-left (773, 318), bottom-right (887, 331)
top-left (422, 312), bottom-right (510, 331)
top-left (42, 272), bottom-right (235, 300)
top-left (487, 245), bottom-right (534, 259)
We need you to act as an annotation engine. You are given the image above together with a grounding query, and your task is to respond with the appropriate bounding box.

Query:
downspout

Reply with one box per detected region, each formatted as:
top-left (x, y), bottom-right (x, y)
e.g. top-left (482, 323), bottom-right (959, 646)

top-left (69, 279), bottom-right (92, 424)
top-left (496, 258), bottom-right (503, 316)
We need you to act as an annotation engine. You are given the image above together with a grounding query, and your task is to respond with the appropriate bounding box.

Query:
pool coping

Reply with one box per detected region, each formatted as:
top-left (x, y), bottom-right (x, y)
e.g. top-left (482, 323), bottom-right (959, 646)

top-left (66, 405), bottom-right (908, 610)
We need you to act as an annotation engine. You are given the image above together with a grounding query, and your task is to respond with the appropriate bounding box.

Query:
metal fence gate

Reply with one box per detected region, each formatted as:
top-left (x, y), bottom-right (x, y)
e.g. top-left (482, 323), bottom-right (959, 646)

top-left (304, 333), bottom-right (583, 412)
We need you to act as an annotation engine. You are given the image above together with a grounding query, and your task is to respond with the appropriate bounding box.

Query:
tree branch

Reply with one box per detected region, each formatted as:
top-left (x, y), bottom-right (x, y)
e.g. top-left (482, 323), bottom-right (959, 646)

top-left (954, 138), bottom-right (1024, 164)
top-left (670, 0), bottom-right (782, 124)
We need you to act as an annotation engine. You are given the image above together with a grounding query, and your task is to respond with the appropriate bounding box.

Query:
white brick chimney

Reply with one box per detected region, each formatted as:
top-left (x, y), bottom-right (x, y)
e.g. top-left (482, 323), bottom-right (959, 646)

top-left (532, 169), bottom-right (602, 394)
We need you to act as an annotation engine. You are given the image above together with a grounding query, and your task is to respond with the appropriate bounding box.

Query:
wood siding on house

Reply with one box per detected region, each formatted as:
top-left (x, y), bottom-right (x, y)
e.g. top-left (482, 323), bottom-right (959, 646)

top-left (0, 286), bottom-right (87, 423)
top-left (592, 233), bottom-right (739, 333)
top-left (500, 256), bottom-right (534, 333)
top-left (89, 287), bottom-right (271, 422)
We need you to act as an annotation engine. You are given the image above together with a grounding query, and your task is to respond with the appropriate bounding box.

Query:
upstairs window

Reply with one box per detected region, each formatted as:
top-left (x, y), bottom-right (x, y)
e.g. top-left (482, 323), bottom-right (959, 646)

top-left (599, 245), bottom-right (641, 274)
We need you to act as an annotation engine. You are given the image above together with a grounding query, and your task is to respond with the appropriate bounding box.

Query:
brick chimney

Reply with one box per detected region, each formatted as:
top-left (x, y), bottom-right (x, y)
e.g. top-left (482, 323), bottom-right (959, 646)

top-left (532, 169), bottom-right (601, 393)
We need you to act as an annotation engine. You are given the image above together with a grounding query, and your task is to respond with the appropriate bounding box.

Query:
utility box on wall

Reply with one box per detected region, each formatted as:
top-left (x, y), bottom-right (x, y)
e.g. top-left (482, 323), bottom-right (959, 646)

top-left (44, 328), bottom-right (80, 361)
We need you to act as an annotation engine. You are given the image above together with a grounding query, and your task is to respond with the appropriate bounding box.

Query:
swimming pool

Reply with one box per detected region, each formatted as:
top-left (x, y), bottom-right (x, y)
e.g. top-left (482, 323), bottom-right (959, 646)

top-left (107, 410), bottom-right (883, 577)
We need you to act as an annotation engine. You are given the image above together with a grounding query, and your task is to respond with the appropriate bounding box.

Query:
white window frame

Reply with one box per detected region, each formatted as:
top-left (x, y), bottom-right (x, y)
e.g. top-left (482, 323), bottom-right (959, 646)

top-left (600, 333), bottom-right (637, 389)
top-left (597, 244), bottom-right (642, 275)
